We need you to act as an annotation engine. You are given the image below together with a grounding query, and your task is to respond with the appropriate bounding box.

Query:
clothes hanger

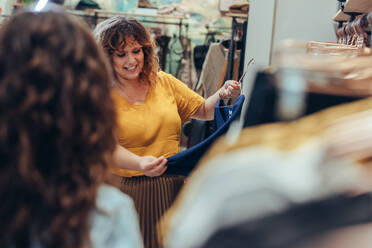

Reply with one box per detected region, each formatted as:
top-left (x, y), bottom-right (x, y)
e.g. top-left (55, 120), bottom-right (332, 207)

top-left (218, 58), bottom-right (254, 109)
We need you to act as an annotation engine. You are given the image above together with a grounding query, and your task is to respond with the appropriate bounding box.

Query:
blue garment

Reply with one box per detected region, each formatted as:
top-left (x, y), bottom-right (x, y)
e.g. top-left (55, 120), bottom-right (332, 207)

top-left (165, 95), bottom-right (245, 176)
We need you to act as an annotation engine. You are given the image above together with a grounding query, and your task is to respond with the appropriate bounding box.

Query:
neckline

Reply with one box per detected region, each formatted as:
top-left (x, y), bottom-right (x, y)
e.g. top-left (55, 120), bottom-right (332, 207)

top-left (114, 85), bottom-right (152, 106)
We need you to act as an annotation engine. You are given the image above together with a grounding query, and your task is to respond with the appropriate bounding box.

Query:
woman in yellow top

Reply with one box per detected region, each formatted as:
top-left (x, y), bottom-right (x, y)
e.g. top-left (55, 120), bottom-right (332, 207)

top-left (94, 16), bottom-right (241, 248)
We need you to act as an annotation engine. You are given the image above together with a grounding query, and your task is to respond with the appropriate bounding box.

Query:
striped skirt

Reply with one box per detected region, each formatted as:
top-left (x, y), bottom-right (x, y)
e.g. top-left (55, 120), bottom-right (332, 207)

top-left (107, 174), bottom-right (185, 248)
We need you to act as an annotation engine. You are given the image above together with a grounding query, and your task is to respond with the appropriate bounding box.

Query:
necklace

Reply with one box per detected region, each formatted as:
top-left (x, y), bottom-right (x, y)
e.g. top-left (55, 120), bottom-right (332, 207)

top-left (115, 81), bottom-right (149, 104)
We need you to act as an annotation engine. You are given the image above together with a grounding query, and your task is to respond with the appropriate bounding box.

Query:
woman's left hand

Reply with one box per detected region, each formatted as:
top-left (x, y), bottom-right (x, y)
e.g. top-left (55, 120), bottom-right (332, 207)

top-left (219, 80), bottom-right (241, 99)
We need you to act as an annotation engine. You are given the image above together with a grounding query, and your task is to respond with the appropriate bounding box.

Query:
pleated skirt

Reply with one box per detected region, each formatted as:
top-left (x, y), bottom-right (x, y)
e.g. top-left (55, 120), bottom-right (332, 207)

top-left (107, 174), bottom-right (185, 248)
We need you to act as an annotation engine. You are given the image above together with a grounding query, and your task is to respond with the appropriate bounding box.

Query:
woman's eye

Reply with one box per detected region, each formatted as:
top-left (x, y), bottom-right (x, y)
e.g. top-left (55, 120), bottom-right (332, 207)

top-left (116, 53), bottom-right (125, 57)
top-left (133, 49), bottom-right (141, 54)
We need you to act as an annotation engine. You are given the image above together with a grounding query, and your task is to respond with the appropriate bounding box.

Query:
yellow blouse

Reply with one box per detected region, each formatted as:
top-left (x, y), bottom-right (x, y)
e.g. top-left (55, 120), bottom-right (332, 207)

top-left (111, 71), bottom-right (204, 177)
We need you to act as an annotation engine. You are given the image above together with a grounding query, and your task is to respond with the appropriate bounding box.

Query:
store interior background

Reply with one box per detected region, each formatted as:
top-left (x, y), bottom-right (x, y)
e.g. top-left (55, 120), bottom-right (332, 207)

top-left (0, 0), bottom-right (340, 94)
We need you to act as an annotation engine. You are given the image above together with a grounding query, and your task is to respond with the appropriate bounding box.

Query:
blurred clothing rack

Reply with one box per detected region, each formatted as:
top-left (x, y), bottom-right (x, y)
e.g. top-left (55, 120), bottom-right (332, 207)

top-left (66, 8), bottom-right (187, 28)
top-left (224, 13), bottom-right (248, 81)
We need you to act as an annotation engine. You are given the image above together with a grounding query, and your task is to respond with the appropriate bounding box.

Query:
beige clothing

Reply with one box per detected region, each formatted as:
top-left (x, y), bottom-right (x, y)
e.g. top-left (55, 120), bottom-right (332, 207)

top-left (196, 42), bottom-right (241, 98)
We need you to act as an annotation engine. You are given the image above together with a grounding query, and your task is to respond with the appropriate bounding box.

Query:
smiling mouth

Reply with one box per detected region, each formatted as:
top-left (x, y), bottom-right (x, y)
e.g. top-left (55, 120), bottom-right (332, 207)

top-left (125, 65), bottom-right (137, 71)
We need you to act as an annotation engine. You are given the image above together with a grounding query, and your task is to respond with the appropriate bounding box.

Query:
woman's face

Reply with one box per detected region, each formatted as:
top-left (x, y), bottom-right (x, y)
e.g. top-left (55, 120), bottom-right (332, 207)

top-left (112, 36), bottom-right (144, 83)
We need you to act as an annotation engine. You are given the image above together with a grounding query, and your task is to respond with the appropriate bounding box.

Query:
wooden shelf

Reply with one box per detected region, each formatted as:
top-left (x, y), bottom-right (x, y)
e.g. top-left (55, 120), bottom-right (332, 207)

top-left (224, 12), bottom-right (248, 19)
top-left (333, 0), bottom-right (372, 24)
top-left (343, 0), bottom-right (372, 13)
top-left (333, 9), bottom-right (350, 22)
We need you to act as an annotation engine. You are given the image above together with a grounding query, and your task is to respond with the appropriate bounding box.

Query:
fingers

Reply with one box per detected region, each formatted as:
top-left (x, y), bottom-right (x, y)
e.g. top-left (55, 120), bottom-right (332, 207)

top-left (149, 157), bottom-right (167, 176)
top-left (142, 156), bottom-right (167, 177)
top-left (222, 81), bottom-right (241, 98)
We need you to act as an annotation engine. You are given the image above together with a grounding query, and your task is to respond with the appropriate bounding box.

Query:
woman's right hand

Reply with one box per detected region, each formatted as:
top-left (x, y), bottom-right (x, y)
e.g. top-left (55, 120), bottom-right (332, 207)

top-left (137, 156), bottom-right (168, 177)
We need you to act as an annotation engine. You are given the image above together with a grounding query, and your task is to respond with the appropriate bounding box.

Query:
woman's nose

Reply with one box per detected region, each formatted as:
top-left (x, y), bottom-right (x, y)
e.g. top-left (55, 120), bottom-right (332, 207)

top-left (126, 53), bottom-right (136, 63)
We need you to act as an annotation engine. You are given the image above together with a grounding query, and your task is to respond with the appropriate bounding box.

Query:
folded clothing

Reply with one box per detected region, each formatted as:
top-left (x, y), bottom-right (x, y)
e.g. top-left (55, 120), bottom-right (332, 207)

top-left (228, 2), bottom-right (249, 14)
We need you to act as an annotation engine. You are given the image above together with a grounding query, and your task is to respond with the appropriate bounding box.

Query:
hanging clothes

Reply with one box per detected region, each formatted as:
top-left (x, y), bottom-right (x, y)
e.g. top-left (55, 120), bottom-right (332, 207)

top-left (195, 43), bottom-right (226, 98)
top-left (243, 71), bottom-right (365, 128)
top-left (165, 34), bottom-right (184, 78)
top-left (193, 44), bottom-right (210, 79)
top-left (164, 95), bottom-right (245, 176)
top-left (200, 95), bottom-right (372, 167)
top-left (160, 139), bottom-right (366, 248)
top-left (156, 35), bottom-right (171, 71)
top-left (178, 36), bottom-right (198, 89)
top-left (195, 42), bottom-right (241, 98)
top-left (203, 192), bottom-right (372, 248)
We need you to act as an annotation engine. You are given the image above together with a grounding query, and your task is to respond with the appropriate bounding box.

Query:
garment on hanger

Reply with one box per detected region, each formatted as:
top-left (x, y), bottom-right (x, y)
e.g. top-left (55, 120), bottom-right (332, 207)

top-left (202, 192), bottom-right (372, 248)
top-left (156, 35), bottom-right (171, 71)
top-left (160, 138), bottom-right (368, 248)
top-left (243, 71), bottom-right (365, 128)
top-left (200, 95), bottom-right (372, 168)
top-left (193, 44), bottom-right (210, 78)
top-left (192, 30), bottom-right (217, 79)
top-left (195, 43), bottom-right (226, 97)
top-left (178, 36), bottom-right (198, 89)
top-left (165, 34), bottom-right (183, 78)
top-left (165, 95), bottom-right (245, 176)
top-left (195, 41), bottom-right (242, 98)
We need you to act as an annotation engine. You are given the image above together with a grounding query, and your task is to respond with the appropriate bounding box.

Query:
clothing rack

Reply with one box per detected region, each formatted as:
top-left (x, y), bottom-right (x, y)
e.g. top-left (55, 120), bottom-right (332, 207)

top-left (224, 13), bottom-right (248, 81)
top-left (66, 9), bottom-right (187, 28)
top-left (333, 0), bottom-right (372, 47)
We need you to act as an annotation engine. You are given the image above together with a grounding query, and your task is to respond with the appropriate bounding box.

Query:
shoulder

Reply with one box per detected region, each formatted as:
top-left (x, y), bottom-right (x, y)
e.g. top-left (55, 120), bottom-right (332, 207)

top-left (90, 184), bottom-right (143, 248)
top-left (156, 70), bottom-right (179, 83)
top-left (95, 184), bottom-right (134, 212)
top-left (155, 71), bottom-right (188, 90)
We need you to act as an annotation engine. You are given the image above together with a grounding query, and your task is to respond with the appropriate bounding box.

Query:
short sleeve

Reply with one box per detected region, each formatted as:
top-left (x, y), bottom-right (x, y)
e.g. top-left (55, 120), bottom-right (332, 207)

top-left (161, 72), bottom-right (204, 123)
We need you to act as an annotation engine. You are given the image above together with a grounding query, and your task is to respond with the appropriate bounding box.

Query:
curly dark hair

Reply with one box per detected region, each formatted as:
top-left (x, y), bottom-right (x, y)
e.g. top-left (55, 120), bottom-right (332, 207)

top-left (0, 10), bottom-right (116, 248)
top-left (93, 15), bottom-right (159, 84)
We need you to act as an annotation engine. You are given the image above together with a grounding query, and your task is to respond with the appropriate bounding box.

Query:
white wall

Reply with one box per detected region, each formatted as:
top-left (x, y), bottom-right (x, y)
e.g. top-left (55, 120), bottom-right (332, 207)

top-left (273, 0), bottom-right (338, 54)
top-left (240, 0), bottom-right (339, 124)
top-left (1, 0), bottom-right (15, 16)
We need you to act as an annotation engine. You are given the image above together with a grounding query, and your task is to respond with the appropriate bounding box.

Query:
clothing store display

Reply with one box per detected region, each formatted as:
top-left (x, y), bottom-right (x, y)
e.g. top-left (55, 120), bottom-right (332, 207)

top-left (196, 42), bottom-right (242, 98)
top-left (195, 43), bottom-right (227, 97)
top-left (244, 71), bottom-right (365, 128)
top-left (193, 44), bottom-right (210, 77)
top-left (158, 87), bottom-right (372, 248)
top-left (156, 35), bottom-right (171, 71)
top-left (165, 95), bottom-right (245, 176)
top-left (165, 35), bottom-right (184, 78)
top-left (178, 36), bottom-right (198, 89)
top-left (238, 21), bottom-right (248, 79)
top-left (11, 2), bottom-right (372, 248)
top-left (202, 193), bottom-right (372, 248)
top-left (160, 140), bottom-right (367, 248)
top-left (201, 95), bottom-right (372, 168)
top-left (111, 71), bottom-right (204, 177)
